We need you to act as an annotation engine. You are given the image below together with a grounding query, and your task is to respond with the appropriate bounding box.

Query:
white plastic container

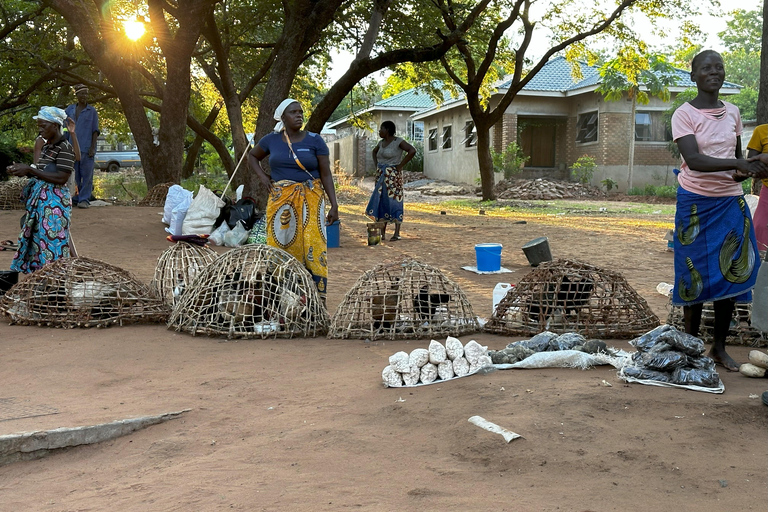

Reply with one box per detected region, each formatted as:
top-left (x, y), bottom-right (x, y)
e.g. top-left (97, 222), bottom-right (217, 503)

top-left (493, 283), bottom-right (513, 313)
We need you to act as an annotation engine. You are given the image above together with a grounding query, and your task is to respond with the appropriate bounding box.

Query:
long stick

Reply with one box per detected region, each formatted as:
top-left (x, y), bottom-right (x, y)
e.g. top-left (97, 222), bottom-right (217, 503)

top-left (220, 141), bottom-right (252, 201)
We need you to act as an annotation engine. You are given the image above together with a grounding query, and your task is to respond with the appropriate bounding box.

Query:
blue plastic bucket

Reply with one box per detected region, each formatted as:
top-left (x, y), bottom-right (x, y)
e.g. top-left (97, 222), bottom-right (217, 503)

top-left (327, 220), bottom-right (340, 248)
top-left (475, 243), bottom-right (502, 272)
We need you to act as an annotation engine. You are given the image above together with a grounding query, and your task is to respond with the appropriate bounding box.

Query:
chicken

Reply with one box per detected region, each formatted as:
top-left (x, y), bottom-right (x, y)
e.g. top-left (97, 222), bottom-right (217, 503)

top-left (413, 285), bottom-right (451, 323)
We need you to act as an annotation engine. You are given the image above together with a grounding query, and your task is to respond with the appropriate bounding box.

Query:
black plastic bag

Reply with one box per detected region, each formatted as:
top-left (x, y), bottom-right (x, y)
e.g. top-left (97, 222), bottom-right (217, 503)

top-left (226, 197), bottom-right (259, 230)
top-left (630, 324), bottom-right (673, 352)
top-left (632, 350), bottom-right (688, 372)
top-left (656, 329), bottom-right (705, 357)
top-left (671, 368), bottom-right (720, 388)
top-left (623, 366), bottom-right (672, 383)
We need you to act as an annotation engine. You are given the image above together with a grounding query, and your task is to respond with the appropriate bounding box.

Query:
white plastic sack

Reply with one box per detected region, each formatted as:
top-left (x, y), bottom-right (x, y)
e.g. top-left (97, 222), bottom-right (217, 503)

top-left (182, 185), bottom-right (225, 235)
top-left (223, 221), bottom-right (249, 247)
top-left (402, 365), bottom-right (421, 386)
top-left (437, 360), bottom-right (455, 380)
top-left (470, 354), bottom-right (493, 373)
top-left (382, 365), bottom-right (403, 387)
top-left (409, 348), bottom-right (429, 368)
top-left (445, 336), bottom-right (464, 361)
top-left (420, 363), bottom-right (438, 384)
top-left (453, 356), bottom-right (470, 377)
top-left (464, 340), bottom-right (487, 365)
top-left (428, 340), bottom-right (447, 364)
top-left (163, 185), bottom-right (192, 225)
top-left (389, 351), bottom-right (410, 373)
top-left (209, 222), bottom-right (230, 246)
top-left (165, 192), bottom-right (193, 236)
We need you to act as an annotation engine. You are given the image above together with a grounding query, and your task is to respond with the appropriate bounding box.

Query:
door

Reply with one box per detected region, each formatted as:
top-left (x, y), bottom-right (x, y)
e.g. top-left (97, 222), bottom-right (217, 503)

top-left (519, 121), bottom-right (556, 168)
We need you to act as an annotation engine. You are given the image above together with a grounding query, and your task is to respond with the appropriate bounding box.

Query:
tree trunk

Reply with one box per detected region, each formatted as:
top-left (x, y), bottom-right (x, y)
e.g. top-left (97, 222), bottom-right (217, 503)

top-left (475, 122), bottom-right (496, 201)
top-left (758, 0), bottom-right (768, 124)
top-left (183, 104), bottom-right (221, 178)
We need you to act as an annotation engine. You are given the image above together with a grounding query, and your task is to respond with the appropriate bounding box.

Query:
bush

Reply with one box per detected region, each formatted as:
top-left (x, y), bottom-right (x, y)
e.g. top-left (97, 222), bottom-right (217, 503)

top-left (571, 155), bottom-right (596, 184)
top-left (627, 186), bottom-right (644, 196)
top-left (643, 184), bottom-right (656, 196)
top-left (655, 185), bottom-right (677, 198)
top-left (491, 141), bottom-right (527, 179)
top-left (601, 177), bottom-right (618, 191)
top-left (403, 140), bottom-right (423, 173)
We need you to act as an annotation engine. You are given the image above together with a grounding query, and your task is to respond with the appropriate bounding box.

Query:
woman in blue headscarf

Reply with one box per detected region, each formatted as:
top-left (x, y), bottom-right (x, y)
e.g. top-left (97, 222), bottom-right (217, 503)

top-left (6, 106), bottom-right (76, 273)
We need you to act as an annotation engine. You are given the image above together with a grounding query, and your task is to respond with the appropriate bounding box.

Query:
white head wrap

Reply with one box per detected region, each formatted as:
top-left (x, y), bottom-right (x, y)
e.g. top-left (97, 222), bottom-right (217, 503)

top-left (273, 98), bottom-right (300, 132)
top-left (33, 106), bottom-right (67, 126)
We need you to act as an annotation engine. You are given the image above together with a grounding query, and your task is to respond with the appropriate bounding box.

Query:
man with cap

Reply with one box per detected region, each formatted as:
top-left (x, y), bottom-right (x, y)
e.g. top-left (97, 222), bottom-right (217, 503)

top-left (65, 84), bottom-right (100, 208)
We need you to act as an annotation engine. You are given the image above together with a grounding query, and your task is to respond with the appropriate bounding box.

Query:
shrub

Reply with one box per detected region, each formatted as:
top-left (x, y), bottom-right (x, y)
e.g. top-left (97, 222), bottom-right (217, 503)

top-left (491, 141), bottom-right (527, 179)
top-left (601, 177), bottom-right (618, 191)
top-left (403, 140), bottom-right (423, 173)
top-left (571, 155), bottom-right (596, 184)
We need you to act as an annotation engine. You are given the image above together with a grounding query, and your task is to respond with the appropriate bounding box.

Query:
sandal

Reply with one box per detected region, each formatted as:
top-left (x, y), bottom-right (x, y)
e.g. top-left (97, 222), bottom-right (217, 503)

top-left (390, 235), bottom-right (401, 241)
top-left (0, 240), bottom-right (19, 251)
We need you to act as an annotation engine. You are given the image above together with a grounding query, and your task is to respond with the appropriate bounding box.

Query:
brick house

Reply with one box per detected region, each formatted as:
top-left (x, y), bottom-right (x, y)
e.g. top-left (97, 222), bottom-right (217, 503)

top-left (411, 56), bottom-right (740, 190)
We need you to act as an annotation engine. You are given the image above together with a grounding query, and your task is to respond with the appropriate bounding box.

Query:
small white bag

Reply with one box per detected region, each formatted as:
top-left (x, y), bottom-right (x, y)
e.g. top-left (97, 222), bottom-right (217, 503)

top-left (182, 185), bottom-right (225, 235)
top-left (223, 221), bottom-right (249, 247)
top-left (165, 192), bottom-right (193, 236)
top-left (162, 185), bottom-right (192, 225)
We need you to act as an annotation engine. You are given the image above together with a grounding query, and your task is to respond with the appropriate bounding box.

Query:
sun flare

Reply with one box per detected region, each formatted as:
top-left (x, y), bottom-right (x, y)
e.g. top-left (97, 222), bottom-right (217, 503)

top-left (124, 19), bottom-right (145, 41)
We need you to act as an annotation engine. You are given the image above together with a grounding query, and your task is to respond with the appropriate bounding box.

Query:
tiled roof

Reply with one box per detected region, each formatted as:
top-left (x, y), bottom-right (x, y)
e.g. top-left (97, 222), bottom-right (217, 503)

top-left (496, 56), bottom-right (740, 92)
top-left (374, 83), bottom-right (455, 109)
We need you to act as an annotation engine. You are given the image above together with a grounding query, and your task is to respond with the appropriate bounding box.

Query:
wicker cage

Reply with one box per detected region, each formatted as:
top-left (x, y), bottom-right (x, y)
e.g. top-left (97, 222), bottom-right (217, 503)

top-left (0, 257), bottom-right (170, 328)
top-left (328, 258), bottom-right (479, 340)
top-left (667, 301), bottom-right (767, 347)
top-left (485, 259), bottom-right (660, 339)
top-left (150, 242), bottom-right (218, 306)
top-left (0, 178), bottom-right (26, 210)
top-left (138, 182), bottom-right (175, 207)
top-left (167, 244), bottom-right (329, 339)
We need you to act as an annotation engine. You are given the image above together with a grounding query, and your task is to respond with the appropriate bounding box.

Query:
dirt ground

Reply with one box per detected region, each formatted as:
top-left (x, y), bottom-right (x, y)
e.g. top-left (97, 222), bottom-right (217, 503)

top-left (0, 193), bottom-right (766, 511)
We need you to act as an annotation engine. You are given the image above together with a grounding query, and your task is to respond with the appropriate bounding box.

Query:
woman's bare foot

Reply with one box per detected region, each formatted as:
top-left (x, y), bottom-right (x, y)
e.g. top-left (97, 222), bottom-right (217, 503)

top-left (708, 347), bottom-right (740, 372)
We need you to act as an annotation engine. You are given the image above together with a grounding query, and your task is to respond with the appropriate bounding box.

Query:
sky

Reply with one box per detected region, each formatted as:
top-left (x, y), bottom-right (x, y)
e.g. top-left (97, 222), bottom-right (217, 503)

top-left (326, 0), bottom-right (763, 84)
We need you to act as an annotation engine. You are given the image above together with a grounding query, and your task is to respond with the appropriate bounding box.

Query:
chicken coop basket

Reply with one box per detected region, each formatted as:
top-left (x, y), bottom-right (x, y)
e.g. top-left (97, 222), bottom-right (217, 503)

top-left (150, 241), bottom-right (218, 306)
top-left (0, 177), bottom-right (26, 210)
top-left (0, 257), bottom-right (170, 328)
top-left (167, 244), bottom-right (329, 339)
top-left (485, 259), bottom-right (659, 339)
top-left (667, 301), bottom-right (767, 348)
top-left (328, 258), bottom-right (479, 340)
top-left (138, 182), bottom-right (175, 207)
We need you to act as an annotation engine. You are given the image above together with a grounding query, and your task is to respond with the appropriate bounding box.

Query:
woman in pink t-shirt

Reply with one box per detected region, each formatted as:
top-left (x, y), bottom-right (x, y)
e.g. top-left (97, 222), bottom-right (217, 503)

top-left (670, 50), bottom-right (766, 372)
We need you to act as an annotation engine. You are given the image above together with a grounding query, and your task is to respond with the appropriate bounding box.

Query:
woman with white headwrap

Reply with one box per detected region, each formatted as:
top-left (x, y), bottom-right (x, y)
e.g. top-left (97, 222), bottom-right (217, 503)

top-left (6, 106), bottom-right (76, 273)
top-left (248, 99), bottom-right (339, 300)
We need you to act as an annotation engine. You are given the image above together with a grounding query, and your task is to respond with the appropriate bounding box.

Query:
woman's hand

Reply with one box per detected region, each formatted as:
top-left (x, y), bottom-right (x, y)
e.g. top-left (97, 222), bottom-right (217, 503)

top-left (326, 204), bottom-right (339, 225)
top-left (65, 117), bottom-right (76, 133)
top-left (6, 163), bottom-right (29, 177)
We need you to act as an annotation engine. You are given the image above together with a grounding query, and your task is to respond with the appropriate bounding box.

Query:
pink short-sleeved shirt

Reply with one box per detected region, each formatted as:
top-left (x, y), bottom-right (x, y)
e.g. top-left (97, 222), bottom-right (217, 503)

top-left (671, 101), bottom-right (743, 197)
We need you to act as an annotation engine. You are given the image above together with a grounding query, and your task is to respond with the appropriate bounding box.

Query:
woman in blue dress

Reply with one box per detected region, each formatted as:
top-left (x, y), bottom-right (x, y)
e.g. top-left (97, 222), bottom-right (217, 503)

top-left (365, 121), bottom-right (416, 241)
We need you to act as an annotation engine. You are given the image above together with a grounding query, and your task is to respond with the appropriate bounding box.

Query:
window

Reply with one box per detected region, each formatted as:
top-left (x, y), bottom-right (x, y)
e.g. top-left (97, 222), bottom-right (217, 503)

top-left (462, 121), bottom-right (477, 147)
top-left (442, 125), bottom-right (452, 149)
top-left (408, 120), bottom-right (424, 142)
top-left (576, 111), bottom-right (598, 143)
top-left (428, 128), bottom-right (438, 151)
top-left (635, 111), bottom-right (672, 142)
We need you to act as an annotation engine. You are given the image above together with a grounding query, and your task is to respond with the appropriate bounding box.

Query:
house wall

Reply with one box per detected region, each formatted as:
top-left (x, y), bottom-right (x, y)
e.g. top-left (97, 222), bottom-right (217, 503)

top-left (422, 104), bottom-right (486, 184)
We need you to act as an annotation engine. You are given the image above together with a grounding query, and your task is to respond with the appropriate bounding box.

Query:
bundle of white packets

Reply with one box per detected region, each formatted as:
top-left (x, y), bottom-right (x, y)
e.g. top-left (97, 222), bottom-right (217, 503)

top-left (382, 336), bottom-right (493, 387)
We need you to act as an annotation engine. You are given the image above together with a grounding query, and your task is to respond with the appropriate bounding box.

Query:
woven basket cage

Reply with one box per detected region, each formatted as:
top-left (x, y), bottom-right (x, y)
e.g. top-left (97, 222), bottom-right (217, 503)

top-left (328, 258), bottom-right (479, 340)
top-left (0, 178), bottom-right (26, 210)
top-left (667, 301), bottom-right (768, 347)
top-left (138, 182), bottom-right (174, 207)
top-left (167, 244), bottom-right (330, 339)
top-left (150, 242), bottom-right (218, 306)
top-left (0, 257), bottom-right (170, 328)
top-left (485, 259), bottom-right (660, 339)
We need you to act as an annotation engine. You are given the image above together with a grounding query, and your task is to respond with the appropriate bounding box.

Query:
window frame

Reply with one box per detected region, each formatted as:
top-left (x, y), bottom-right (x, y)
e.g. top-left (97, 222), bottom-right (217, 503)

top-left (461, 120), bottom-right (477, 148)
top-left (427, 127), bottom-right (438, 151)
top-left (441, 125), bottom-right (452, 150)
top-left (634, 110), bottom-right (672, 143)
top-left (576, 111), bottom-right (598, 144)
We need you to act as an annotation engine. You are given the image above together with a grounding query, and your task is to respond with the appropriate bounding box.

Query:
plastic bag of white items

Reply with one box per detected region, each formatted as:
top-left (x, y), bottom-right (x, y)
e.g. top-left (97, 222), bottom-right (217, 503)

top-left (420, 363), bottom-right (438, 384)
top-left (403, 365), bottom-right (421, 386)
top-left (464, 340), bottom-right (487, 365)
top-left (630, 324), bottom-right (674, 352)
top-left (437, 360), bottom-right (455, 380)
top-left (632, 350), bottom-right (688, 372)
top-left (223, 220), bottom-right (249, 247)
top-left (655, 329), bottom-right (705, 357)
top-left (382, 365), bottom-right (403, 387)
top-left (209, 222), bottom-right (230, 246)
top-left (671, 368), bottom-right (720, 387)
top-left (445, 336), bottom-right (464, 361)
top-left (409, 348), bottom-right (429, 368)
top-left (470, 354), bottom-right (493, 373)
top-left (163, 185), bottom-right (192, 225)
top-left (623, 366), bottom-right (672, 383)
top-left (428, 340), bottom-right (447, 364)
top-left (389, 351), bottom-right (410, 373)
top-left (453, 356), bottom-right (470, 377)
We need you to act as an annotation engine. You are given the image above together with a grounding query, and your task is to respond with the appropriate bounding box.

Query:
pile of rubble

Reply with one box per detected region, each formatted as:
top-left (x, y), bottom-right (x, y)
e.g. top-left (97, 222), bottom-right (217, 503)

top-left (494, 178), bottom-right (606, 200)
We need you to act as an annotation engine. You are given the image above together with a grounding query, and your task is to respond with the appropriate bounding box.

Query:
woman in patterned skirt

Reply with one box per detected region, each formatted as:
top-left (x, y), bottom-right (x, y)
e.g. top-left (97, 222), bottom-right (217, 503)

top-left (6, 107), bottom-right (76, 273)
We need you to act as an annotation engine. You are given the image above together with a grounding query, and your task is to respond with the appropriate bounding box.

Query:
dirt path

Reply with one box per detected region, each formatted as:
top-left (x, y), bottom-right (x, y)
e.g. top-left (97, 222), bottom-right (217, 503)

top-left (0, 201), bottom-right (765, 511)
